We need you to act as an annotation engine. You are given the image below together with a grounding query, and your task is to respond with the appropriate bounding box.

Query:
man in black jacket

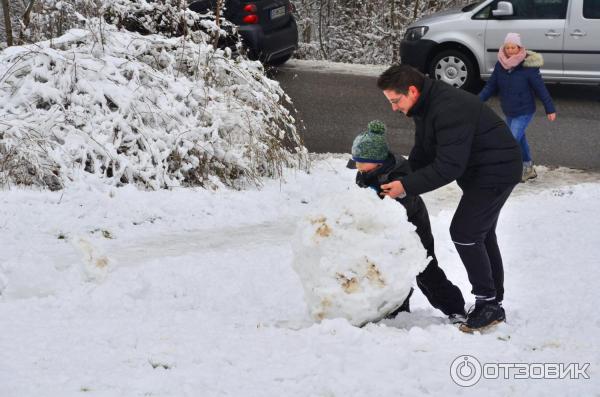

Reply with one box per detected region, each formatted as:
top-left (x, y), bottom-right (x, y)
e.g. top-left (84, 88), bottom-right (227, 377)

top-left (376, 65), bottom-right (522, 333)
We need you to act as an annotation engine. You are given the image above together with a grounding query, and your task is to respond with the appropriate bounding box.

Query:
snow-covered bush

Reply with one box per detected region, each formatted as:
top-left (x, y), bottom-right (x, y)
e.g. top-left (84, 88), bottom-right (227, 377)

top-left (1, 0), bottom-right (102, 47)
top-left (103, 0), bottom-right (228, 38)
top-left (0, 21), bottom-right (307, 190)
top-left (5, 0), bottom-right (237, 47)
top-left (101, 0), bottom-right (244, 62)
top-left (292, 190), bottom-right (429, 327)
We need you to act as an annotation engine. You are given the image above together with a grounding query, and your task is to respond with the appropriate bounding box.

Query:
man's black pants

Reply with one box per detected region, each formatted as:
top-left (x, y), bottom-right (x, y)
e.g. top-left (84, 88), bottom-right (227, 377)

top-left (398, 195), bottom-right (466, 316)
top-left (449, 185), bottom-right (516, 303)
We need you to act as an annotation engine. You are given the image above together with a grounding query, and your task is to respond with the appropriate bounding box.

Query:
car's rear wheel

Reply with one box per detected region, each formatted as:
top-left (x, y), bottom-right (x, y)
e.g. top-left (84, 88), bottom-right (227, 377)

top-left (429, 50), bottom-right (479, 92)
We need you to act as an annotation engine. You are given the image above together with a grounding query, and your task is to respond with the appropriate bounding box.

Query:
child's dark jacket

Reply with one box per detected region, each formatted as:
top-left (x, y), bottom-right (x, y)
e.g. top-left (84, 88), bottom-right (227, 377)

top-left (353, 153), bottom-right (434, 256)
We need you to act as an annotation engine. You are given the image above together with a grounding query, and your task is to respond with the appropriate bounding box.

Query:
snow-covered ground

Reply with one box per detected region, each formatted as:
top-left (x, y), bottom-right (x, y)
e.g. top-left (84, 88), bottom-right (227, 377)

top-left (1, 155), bottom-right (599, 396)
top-left (283, 59), bottom-right (388, 77)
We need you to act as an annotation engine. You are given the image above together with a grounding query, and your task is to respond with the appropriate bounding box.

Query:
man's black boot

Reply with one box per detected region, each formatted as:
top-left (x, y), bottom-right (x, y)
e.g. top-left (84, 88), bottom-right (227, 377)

top-left (459, 300), bottom-right (505, 333)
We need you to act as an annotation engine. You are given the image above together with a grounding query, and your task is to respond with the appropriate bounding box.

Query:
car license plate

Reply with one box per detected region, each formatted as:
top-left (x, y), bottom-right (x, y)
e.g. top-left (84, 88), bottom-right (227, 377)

top-left (270, 5), bottom-right (286, 20)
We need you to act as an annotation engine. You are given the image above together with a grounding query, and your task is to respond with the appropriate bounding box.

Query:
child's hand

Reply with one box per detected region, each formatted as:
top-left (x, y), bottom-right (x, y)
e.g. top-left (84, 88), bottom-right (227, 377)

top-left (380, 180), bottom-right (406, 199)
top-left (547, 113), bottom-right (556, 121)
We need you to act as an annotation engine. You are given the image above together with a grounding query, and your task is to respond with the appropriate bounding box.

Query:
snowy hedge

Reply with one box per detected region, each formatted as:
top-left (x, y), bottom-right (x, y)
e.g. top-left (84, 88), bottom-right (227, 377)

top-left (3, 0), bottom-right (230, 46)
top-left (0, 20), bottom-right (307, 190)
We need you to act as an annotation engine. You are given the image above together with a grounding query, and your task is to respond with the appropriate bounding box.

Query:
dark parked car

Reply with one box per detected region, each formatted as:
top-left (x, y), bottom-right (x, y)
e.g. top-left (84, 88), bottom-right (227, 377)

top-left (188, 0), bottom-right (298, 65)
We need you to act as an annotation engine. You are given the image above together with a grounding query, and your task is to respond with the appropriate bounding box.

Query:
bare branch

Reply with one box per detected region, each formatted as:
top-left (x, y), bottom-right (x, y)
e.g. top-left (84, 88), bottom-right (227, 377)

top-left (22, 0), bottom-right (35, 28)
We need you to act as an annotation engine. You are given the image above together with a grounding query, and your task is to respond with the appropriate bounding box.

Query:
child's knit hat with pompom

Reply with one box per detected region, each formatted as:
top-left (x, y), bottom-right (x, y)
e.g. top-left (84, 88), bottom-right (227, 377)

top-left (351, 120), bottom-right (389, 163)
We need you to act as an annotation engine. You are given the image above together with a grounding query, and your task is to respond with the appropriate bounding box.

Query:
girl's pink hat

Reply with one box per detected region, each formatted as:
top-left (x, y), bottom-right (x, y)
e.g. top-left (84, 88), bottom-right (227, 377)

top-left (504, 32), bottom-right (522, 47)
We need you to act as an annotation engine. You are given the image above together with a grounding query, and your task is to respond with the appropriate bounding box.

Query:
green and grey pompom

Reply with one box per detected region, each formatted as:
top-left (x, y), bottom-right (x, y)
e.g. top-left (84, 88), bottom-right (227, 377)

top-left (367, 120), bottom-right (386, 135)
top-left (351, 120), bottom-right (389, 163)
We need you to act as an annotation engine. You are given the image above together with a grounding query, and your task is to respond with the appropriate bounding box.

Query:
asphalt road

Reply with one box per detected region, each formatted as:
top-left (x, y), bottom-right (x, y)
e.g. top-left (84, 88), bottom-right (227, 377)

top-left (272, 60), bottom-right (600, 171)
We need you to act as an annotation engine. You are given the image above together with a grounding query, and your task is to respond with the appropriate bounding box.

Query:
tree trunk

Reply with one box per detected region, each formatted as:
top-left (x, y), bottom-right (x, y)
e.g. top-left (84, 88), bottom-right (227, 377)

top-left (318, 0), bottom-right (327, 59)
top-left (1, 0), bottom-right (13, 46)
top-left (413, 0), bottom-right (420, 20)
top-left (213, 0), bottom-right (223, 48)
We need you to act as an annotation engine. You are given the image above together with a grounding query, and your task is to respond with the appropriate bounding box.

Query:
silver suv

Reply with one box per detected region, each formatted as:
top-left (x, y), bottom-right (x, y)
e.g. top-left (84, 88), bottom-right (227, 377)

top-left (400, 0), bottom-right (600, 90)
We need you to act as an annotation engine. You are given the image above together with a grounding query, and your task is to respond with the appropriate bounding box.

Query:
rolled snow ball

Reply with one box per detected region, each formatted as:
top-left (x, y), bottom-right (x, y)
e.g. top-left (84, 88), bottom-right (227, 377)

top-left (291, 189), bottom-right (430, 326)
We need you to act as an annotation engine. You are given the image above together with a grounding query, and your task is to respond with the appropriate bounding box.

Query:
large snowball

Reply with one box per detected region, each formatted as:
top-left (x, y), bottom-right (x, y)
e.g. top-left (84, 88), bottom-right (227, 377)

top-left (292, 189), bottom-right (429, 326)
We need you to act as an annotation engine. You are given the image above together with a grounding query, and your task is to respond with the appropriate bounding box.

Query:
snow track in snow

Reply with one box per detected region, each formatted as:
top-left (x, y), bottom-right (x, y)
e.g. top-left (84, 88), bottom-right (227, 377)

top-left (111, 220), bottom-right (296, 267)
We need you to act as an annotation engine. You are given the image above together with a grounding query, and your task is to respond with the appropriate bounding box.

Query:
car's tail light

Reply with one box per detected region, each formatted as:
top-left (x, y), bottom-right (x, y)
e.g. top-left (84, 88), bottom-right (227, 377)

top-left (242, 3), bottom-right (259, 24)
top-left (243, 14), bottom-right (259, 24)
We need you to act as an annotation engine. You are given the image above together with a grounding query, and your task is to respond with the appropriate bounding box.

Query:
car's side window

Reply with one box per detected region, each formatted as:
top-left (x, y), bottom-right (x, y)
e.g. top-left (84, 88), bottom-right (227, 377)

top-left (475, 0), bottom-right (569, 19)
top-left (583, 0), bottom-right (600, 18)
top-left (513, 0), bottom-right (568, 19)
top-left (473, 3), bottom-right (493, 18)
top-left (508, 0), bottom-right (535, 18)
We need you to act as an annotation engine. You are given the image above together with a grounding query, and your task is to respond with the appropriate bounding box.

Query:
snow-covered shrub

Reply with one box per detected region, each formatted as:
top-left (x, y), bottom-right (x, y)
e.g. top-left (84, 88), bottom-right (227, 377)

top-left (103, 0), bottom-right (192, 37)
top-left (102, 0), bottom-right (244, 63)
top-left (10, 0), bottom-right (237, 46)
top-left (292, 190), bottom-right (429, 327)
top-left (6, 0), bottom-right (103, 46)
top-left (0, 22), bottom-right (307, 190)
top-left (9, 0), bottom-right (209, 43)
top-left (103, 0), bottom-right (227, 38)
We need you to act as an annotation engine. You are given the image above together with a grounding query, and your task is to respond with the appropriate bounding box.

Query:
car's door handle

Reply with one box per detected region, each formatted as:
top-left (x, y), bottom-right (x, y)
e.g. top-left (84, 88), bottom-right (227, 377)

top-left (545, 30), bottom-right (561, 37)
top-left (570, 30), bottom-right (587, 37)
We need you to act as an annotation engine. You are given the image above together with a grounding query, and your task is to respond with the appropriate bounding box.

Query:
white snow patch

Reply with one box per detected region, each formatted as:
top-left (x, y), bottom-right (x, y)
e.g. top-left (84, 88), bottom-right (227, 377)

top-left (283, 59), bottom-right (388, 77)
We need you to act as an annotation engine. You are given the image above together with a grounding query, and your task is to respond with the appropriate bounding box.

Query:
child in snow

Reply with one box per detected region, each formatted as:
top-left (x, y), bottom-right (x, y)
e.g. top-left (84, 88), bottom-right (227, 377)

top-left (348, 120), bottom-right (466, 322)
top-left (479, 32), bottom-right (557, 182)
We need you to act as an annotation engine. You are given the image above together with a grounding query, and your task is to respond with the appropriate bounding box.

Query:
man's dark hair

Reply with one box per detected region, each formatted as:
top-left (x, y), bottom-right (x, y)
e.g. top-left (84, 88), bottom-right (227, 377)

top-left (377, 65), bottom-right (425, 94)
